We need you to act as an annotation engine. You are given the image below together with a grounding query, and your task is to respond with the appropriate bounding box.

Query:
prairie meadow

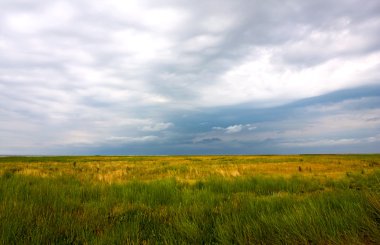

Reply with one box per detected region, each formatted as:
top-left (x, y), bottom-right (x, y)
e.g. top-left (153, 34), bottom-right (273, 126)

top-left (0, 154), bottom-right (379, 244)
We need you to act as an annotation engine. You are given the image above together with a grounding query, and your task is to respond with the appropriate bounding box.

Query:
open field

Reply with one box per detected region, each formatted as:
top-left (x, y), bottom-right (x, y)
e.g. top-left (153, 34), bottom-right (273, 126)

top-left (1, 155), bottom-right (380, 244)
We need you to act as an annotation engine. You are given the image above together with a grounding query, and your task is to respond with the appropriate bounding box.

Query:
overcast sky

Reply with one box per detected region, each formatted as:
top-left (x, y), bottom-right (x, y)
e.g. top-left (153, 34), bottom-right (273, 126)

top-left (1, 0), bottom-right (380, 155)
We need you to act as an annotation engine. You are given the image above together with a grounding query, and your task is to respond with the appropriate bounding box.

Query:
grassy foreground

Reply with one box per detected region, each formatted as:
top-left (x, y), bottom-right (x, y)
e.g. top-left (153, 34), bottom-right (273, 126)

top-left (0, 155), bottom-right (380, 244)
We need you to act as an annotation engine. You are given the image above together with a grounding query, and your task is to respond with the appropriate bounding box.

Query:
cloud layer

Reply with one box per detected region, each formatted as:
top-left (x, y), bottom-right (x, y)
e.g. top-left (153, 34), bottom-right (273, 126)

top-left (1, 0), bottom-right (379, 154)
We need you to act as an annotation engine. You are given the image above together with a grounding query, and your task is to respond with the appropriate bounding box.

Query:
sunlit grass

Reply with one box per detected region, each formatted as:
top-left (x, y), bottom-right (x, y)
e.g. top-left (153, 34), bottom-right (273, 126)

top-left (0, 155), bottom-right (379, 244)
top-left (1, 154), bottom-right (379, 183)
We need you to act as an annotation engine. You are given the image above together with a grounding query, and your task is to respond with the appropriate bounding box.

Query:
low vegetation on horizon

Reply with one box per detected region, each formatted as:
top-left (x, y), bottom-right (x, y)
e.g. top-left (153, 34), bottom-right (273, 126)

top-left (1, 154), bottom-right (380, 244)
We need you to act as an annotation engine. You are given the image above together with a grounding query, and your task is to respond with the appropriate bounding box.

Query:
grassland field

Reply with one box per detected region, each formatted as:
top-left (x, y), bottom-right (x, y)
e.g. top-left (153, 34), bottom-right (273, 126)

top-left (0, 154), bottom-right (380, 244)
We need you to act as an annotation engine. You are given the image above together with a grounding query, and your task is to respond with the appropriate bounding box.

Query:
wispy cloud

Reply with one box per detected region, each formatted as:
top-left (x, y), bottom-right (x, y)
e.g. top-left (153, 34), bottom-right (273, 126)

top-left (141, 122), bottom-right (173, 132)
top-left (213, 124), bottom-right (256, 134)
top-left (280, 135), bottom-right (380, 148)
top-left (107, 136), bottom-right (159, 143)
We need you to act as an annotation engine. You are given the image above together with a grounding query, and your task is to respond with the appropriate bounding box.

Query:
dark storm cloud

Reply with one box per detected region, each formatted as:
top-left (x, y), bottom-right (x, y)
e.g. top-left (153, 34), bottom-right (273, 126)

top-left (159, 85), bottom-right (380, 154)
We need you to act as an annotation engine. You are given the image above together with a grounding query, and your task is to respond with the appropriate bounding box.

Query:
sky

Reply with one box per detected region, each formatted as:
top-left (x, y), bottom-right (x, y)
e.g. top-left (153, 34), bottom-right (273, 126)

top-left (1, 0), bottom-right (380, 155)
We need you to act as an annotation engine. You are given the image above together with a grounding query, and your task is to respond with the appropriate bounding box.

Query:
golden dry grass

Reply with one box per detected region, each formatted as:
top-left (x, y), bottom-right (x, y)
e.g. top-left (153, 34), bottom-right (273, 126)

top-left (1, 154), bottom-right (379, 184)
top-left (1, 155), bottom-right (380, 244)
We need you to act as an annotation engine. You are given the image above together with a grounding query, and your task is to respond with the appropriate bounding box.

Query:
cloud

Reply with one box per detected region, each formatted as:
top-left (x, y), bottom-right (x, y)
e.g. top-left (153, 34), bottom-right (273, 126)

top-left (185, 88), bottom-right (380, 153)
top-left (280, 135), bottom-right (380, 148)
top-left (225, 125), bottom-right (243, 134)
top-left (195, 138), bottom-right (222, 144)
top-left (199, 48), bottom-right (380, 106)
top-left (183, 35), bottom-right (222, 52)
top-left (107, 136), bottom-right (159, 143)
top-left (213, 124), bottom-right (256, 134)
top-left (0, 0), bottom-right (379, 154)
top-left (141, 122), bottom-right (173, 132)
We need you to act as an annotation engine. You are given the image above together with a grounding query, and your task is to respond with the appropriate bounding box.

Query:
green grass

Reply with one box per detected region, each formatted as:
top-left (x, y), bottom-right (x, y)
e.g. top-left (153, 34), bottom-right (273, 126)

top-left (0, 155), bottom-right (380, 244)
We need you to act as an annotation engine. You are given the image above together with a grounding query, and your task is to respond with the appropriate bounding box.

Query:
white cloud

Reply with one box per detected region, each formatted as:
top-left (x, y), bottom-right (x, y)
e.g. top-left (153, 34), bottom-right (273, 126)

top-left (4, 2), bottom-right (76, 33)
top-left (225, 125), bottom-right (243, 134)
top-left (201, 15), bottom-right (237, 33)
top-left (280, 19), bottom-right (377, 64)
top-left (111, 29), bottom-right (173, 62)
top-left (141, 122), bottom-right (173, 132)
top-left (5, 12), bottom-right (42, 33)
top-left (183, 34), bottom-right (222, 52)
top-left (212, 124), bottom-right (256, 134)
top-left (99, 1), bottom-right (188, 32)
top-left (143, 7), bottom-right (189, 32)
top-left (200, 48), bottom-right (380, 106)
